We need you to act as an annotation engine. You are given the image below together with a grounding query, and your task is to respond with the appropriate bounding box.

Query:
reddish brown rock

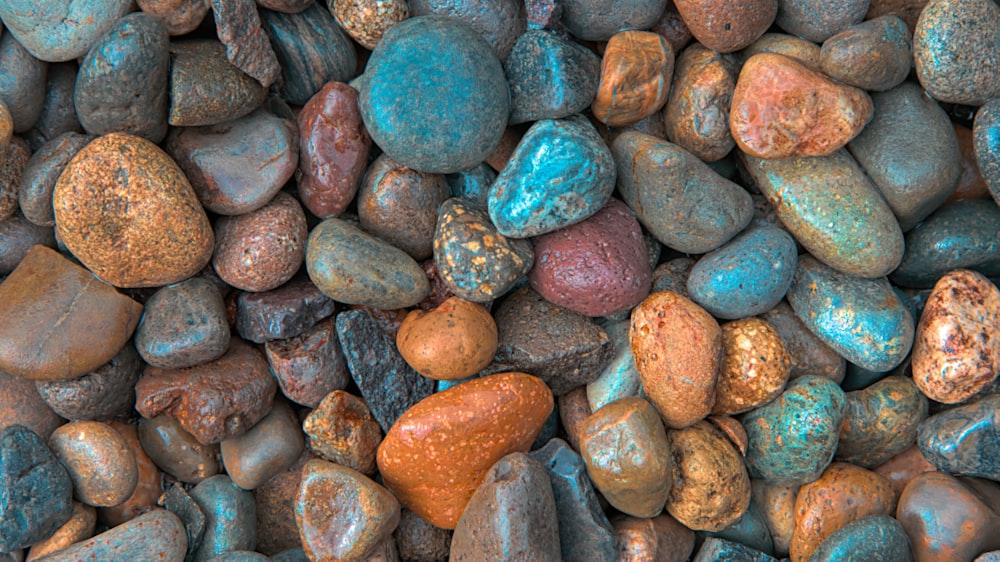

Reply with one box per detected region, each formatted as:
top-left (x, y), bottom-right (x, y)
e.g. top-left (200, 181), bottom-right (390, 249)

top-left (0, 369), bottom-right (62, 439)
top-left (376, 372), bottom-right (554, 529)
top-left (97, 421), bottom-right (163, 527)
top-left (713, 318), bottom-right (792, 415)
top-left (485, 125), bottom-right (525, 172)
top-left (0, 245), bottom-right (143, 381)
top-left (873, 444), bottom-right (936, 494)
top-left (303, 390), bottom-right (383, 474)
top-left (221, 399), bottom-right (304, 490)
top-left (48, 421), bottom-right (139, 507)
top-left (254, 452), bottom-right (310, 555)
top-left (212, 192), bottom-right (308, 293)
top-left (593, 31), bottom-right (674, 127)
top-left (630, 291), bottom-right (722, 428)
top-left (867, 0), bottom-right (929, 32)
top-left (394, 508), bottom-right (452, 562)
top-left (235, 277), bottom-right (337, 344)
top-left (730, 53), bottom-right (874, 159)
top-left (707, 414), bottom-right (749, 457)
top-left (53, 132), bottom-right (215, 288)
top-left (559, 387), bottom-right (592, 453)
top-left (137, 414), bottom-right (220, 485)
top-left (264, 318), bottom-right (349, 408)
top-left (614, 514), bottom-right (695, 562)
top-left (296, 82), bottom-right (371, 219)
top-left (663, 44), bottom-right (738, 163)
top-left (741, 32), bottom-right (822, 70)
top-left (418, 259), bottom-right (456, 311)
top-left (26, 502), bottom-right (96, 561)
top-left (135, 339), bottom-right (278, 445)
top-left (751, 480), bottom-right (799, 558)
top-left (331, 0), bottom-right (409, 50)
top-left (211, 0), bottom-right (280, 87)
top-left (650, 1), bottom-right (693, 53)
top-left (396, 296), bottom-right (498, 381)
top-left (137, 0), bottom-right (211, 35)
top-left (0, 137), bottom-right (29, 221)
top-left (674, 0), bottom-right (776, 53)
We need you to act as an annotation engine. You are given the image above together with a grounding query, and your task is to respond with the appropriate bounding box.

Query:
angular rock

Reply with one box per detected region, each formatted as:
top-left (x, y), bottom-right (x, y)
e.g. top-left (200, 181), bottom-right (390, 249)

top-left (236, 278), bottom-right (336, 344)
top-left (303, 390), bottom-right (382, 474)
top-left (918, 394), bottom-right (1000, 482)
top-left (210, 0), bottom-right (280, 87)
top-left (168, 40), bottom-right (267, 127)
top-left (135, 277), bottom-right (230, 369)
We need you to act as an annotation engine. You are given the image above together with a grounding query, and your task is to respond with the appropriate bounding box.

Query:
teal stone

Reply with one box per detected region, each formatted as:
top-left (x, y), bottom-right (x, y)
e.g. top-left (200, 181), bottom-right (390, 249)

top-left (787, 255), bottom-right (914, 372)
top-left (808, 515), bottom-right (913, 562)
top-left (447, 163), bottom-right (496, 211)
top-left (190, 475), bottom-right (256, 561)
top-left (686, 226), bottom-right (798, 320)
top-left (693, 537), bottom-right (778, 562)
top-left (586, 317), bottom-right (641, 412)
top-left (892, 199), bottom-right (1000, 289)
top-left (505, 30), bottom-right (601, 125)
top-left (836, 376), bottom-right (928, 468)
top-left (612, 131), bottom-right (752, 254)
top-left (705, 499), bottom-right (775, 556)
top-left (360, 16), bottom-right (509, 174)
top-left (489, 115), bottom-right (615, 238)
top-left (975, 99), bottom-right (1000, 204)
top-left (742, 375), bottom-right (846, 485)
top-left (918, 394), bottom-right (1000, 482)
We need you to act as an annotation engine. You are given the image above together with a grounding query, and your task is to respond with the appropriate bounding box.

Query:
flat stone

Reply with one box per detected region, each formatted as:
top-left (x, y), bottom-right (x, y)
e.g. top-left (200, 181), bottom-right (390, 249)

top-left (135, 277), bottom-right (231, 369)
top-left (221, 399), bottom-right (304, 490)
top-left (0, 0), bottom-right (131, 62)
top-left (210, 0), bottom-right (280, 87)
top-left (31, 509), bottom-right (187, 562)
top-left (18, 132), bottom-right (92, 227)
top-left (36, 344), bottom-right (142, 421)
top-left (190, 475), bottom-right (256, 561)
top-left (168, 40), bottom-right (267, 127)
top-left (236, 277), bottom-right (336, 344)
top-left (0, 33), bottom-right (47, 133)
top-left (161, 480), bottom-right (208, 551)
top-left (505, 30), bottom-right (600, 125)
top-left (303, 390), bottom-right (382, 474)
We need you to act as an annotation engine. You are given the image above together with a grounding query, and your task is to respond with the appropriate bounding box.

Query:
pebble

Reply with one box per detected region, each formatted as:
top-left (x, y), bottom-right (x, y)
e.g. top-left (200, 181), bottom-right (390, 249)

top-left (913, 0), bottom-right (1000, 106)
top-left (135, 277), bottom-right (230, 369)
top-left (866, 0), bottom-right (928, 32)
top-left (707, 498), bottom-right (774, 555)
top-left (31, 509), bottom-right (187, 562)
top-left (235, 278), bottom-right (337, 344)
top-left (558, 387), bottom-right (592, 452)
top-left (394, 509), bottom-right (452, 562)
top-left (360, 16), bottom-right (507, 174)
top-left (331, 0), bottom-right (409, 50)
top-left (253, 453), bottom-right (309, 555)
top-left (23, 62), bottom-right (81, 150)
top-left (296, 459), bottom-right (400, 561)
top-left (950, 123), bottom-right (991, 203)
top-left (975, 99), bottom-right (1000, 205)
top-left (848, 82), bottom-right (961, 231)
top-left (650, 257), bottom-right (694, 295)
top-left (433, 197), bottom-right (534, 302)
top-left (743, 375), bottom-right (846, 485)
top-left (491, 286), bottom-right (614, 396)
top-left (630, 291), bottom-right (721, 429)
top-left (918, 394), bottom-right (1000, 482)
top-left (0, 0), bottom-right (132, 62)
top-left (612, 131), bottom-right (752, 254)
top-left (221, 399), bottom-right (304, 490)
top-left (731, 54), bottom-right (873, 159)
top-left (138, 414), bottom-right (220, 484)
top-left (48, 421), bottom-right (138, 507)
top-left (376, 372), bottom-right (553, 529)
top-left (820, 15), bottom-right (912, 92)
top-left (450, 453), bottom-right (560, 561)
top-left (0, 214), bottom-right (55, 275)
top-left (302, 390), bottom-right (382, 474)
top-left (0, 370), bottom-right (61, 439)
top-left (166, 106), bottom-right (298, 216)
top-left (713, 318), bottom-right (792, 415)
top-left (873, 444), bottom-right (936, 494)
top-left (396, 296), bottom-right (497, 380)
top-left (267, 323), bottom-right (348, 408)
top-left (775, 0), bottom-right (869, 42)
top-left (907, 212), bottom-right (1000, 293)
top-left (0, 101), bottom-right (9, 154)
top-left (210, 0), bottom-right (280, 87)
top-left (190, 475), bottom-right (257, 561)
top-left (213, 192), bottom-right (308, 292)
top-left (35, 345), bottom-right (141, 421)
top-left (409, 0), bottom-right (525, 62)
top-left (489, 116), bottom-right (616, 238)
top-left (560, 0), bottom-right (667, 41)
top-left (586, 318), bottom-right (642, 412)
top-left (505, 30), bottom-right (600, 125)
top-left (693, 537), bottom-right (777, 562)
top-left (25, 502), bottom-right (96, 561)
top-left (136, 0), bottom-right (211, 36)
top-left (135, 339), bottom-right (277, 445)
top-left (674, 0), bottom-right (776, 52)
top-left (74, 13), bottom-right (169, 142)
top-left (17, 132), bottom-right (92, 227)
top-left (529, 198), bottom-right (650, 317)
top-left (911, 269), bottom-right (1000, 403)
top-left (742, 32), bottom-right (821, 69)
top-left (837, 376), bottom-right (928, 468)
top-left (53, 132), bottom-right (215, 287)
top-left (206, 553), bottom-right (270, 562)
top-left (0, 425), bottom-right (73, 553)
top-left (0, 34), bottom-right (47, 134)
top-left (98, 421), bottom-right (163, 527)
top-left (663, 44), bottom-right (738, 162)
top-left (807, 515), bottom-right (914, 562)
top-left (308, 217), bottom-right (431, 309)
top-left (896, 471), bottom-right (1000, 561)
top-left (751, 480), bottom-right (798, 558)
top-left (592, 31), bottom-right (673, 127)
top-left (163, 483), bottom-right (208, 558)
top-left (295, 81), bottom-right (371, 219)
top-left (0, 245), bottom-right (142, 381)
top-left (614, 513), bottom-right (694, 562)
top-left (358, 154), bottom-right (450, 261)
top-left (0, 140), bottom-right (27, 223)
top-left (168, 40), bottom-right (267, 127)
top-left (650, 1), bottom-right (693, 51)
top-left (790, 462), bottom-right (898, 562)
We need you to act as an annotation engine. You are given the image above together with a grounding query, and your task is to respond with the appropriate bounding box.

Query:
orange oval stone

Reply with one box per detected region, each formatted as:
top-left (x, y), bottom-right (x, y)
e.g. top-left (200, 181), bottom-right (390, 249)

top-left (396, 296), bottom-right (498, 381)
top-left (592, 31), bottom-right (674, 127)
top-left (376, 372), bottom-right (554, 529)
top-left (730, 53), bottom-right (873, 159)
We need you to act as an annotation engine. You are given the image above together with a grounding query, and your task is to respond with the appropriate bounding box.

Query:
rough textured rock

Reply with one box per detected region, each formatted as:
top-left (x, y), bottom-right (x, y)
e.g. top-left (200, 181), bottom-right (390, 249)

top-left (265, 318), bottom-right (349, 408)
top-left (820, 15), bottom-right (912, 92)
top-left (168, 40), bottom-right (267, 127)
top-left (303, 390), bottom-right (382, 474)
top-left (331, 0), bottom-right (409, 50)
top-left (36, 345), bottom-right (142, 421)
top-left (210, 0), bottom-right (281, 87)
top-left (674, 0), bottom-right (776, 53)
top-left (32, 509), bottom-right (187, 562)
top-left (918, 394), bottom-right (1000, 482)
top-left (663, 44), bottom-right (738, 162)
top-left (135, 277), bottom-right (230, 370)
top-left (235, 278), bottom-right (336, 344)
top-left (837, 376), bottom-right (928, 468)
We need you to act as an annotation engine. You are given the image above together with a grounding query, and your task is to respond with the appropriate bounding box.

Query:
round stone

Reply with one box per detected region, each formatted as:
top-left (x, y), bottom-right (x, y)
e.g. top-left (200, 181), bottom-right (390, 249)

top-left (713, 318), bottom-right (792, 415)
top-left (0, 0), bottom-right (131, 62)
top-left (134, 277), bottom-right (231, 370)
top-left (674, 0), bottom-right (776, 53)
top-left (560, 0), bottom-right (667, 41)
top-left (396, 296), bottom-right (498, 381)
top-left (331, 0), bottom-right (409, 50)
top-left (48, 421), bottom-right (138, 507)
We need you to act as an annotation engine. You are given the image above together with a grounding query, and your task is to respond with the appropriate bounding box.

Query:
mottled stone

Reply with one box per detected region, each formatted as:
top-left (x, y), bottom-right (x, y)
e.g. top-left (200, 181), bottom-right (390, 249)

top-left (0, 0), bottom-right (131, 62)
top-left (48, 421), bottom-right (138, 507)
top-left (221, 399), bottom-right (303, 490)
top-left (593, 31), bottom-right (673, 127)
top-left (706, 498), bottom-right (774, 555)
top-left (918, 394), bottom-right (1000, 481)
top-left (820, 15), bottom-right (912, 92)
top-left (775, 0), bottom-right (869, 42)
top-left (713, 318), bottom-right (792, 415)
top-left (162, 484), bottom-right (207, 558)
top-left (560, 0), bottom-right (667, 41)
top-left (0, 245), bottom-right (142, 381)
top-left (32, 509), bottom-right (187, 562)
top-left (135, 277), bottom-right (230, 369)
top-left (211, 0), bottom-right (280, 87)
top-left (0, 215), bottom-right (55, 275)
top-left (763, 302), bottom-right (846, 383)
top-left (190, 475), bottom-right (256, 561)
top-left (397, 297), bottom-right (497, 381)
top-left (0, 138), bottom-right (28, 221)
top-left (265, 318), bottom-right (348, 408)
top-left (614, 514), bottom-right (694, 562)
top-left (409, 0), bottom-right (524, 62)
top-left (18, 132), bottom-right (92, 227)
top-left (36, 345), bottom-right (141, 421)
top-left (331, 0), bottom-right (408, 50)
top-left (612, 131), bottom-right (752, 254)
top-left (650, 1), bottom-right (693, 52)
top-left (236, 278), bottom-right (336, 345)
top-left (675, 0), bottom-right (776, 52)
top-left (808, 515), bottom-right (913, 562)
top-left (975, 99), bottom-right (1000, 208)
top-left (0, 34), bottom-right (47, 134)
top-left (866, 0), bottom-right (928, 32)
top-left (663, 44), bottom-right (738, 162)
top-left (505, 30), bottom-right (600, 125)
top-left (741, 32), bottom-right (822, 69)
top-left (394, 509), bottom-right (452, 562)
top-left (98, 421), bottom-right (163, 528)
top-left (0, 370), bottom-right (61, 439)
top-left (137, 0), bottom-right (211, 35)
top-left (168, 40), bottom-right (267, 127)
top-left (837, 376), bottom-right (928, 468)
top-left (303, 390), bottom-right (382, 474)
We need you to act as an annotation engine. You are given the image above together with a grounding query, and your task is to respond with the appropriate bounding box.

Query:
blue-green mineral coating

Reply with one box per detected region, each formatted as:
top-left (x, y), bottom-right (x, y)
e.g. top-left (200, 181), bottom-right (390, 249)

top-left (189, 475), bottom-right (257, 561)
top-left (836, 376), bottom-right (928, 468)
top-left (808, 515), bottom-right (914, 562)
top-left (686, 226), bottom-right (798, 320)
top-left (488, 115), bottom-right (615, 238)
top-left (447, 163), bottom-right (497, 211)
top-left (787, 255), bottom-right (914, 372)
top-left (360, 16), bottom-right (509, 174)
top-left (705, 499), bottom-right (775, 556)
top-left (742, 375), bottom-right (846, 486)
top-left (918, 394), bottom-right (1000, 482)
top-left (975, 99), bottom-right (1000, 203)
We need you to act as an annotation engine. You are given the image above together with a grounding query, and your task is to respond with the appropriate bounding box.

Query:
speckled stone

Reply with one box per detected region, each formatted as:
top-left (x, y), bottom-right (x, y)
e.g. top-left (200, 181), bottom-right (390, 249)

top-left (394, 509), bottom-right (452, 562)
top-left (560, 0), bottom-right (667, 41)
top-left (918, 394), bottom-right (1000, 481)
top-left (0, 138), bottom-right (28, 221)
top-left (787, 256), bottom-right (914, 372)
top-left (0, 34), bottom-right (47, 134)
top-left (18, 132), bottom-right (92, 227)
top-left (331, 0), bottom-right (408, 50)
top-left (260, 3), bottom-right (357, 105)
top-left (221, 399), bottom-right (304, 490)
top-left (360, 16), bottom-right (507, 174)
top-left (32, 509), bottom-right (187, 562)
top-left (713, 318), bottom-right (792, 415)
top-left (837, 376), bottom-right (928, 469)
top-left (211, 0), bottom-right (280, 87)
top-left (138, 414), bottom-right (220, 484)
top-left (975, 99), bottom-right (1000, 205)
top-left (505, 30), bottom-right (600, 125)
top-left (26, 501), bottom-right (96, 561)
top-left (663, 44), bottom-right (738, 162)
top-left (808, 515), bottom-right (913, 562)
top-left (848, 82), bottom-right (961, 231)
top-left (23, 62), bottom-right (81, 150)
top-left (694, 538), bottom-right (777, 562)
top-left (0, 370), bottom-right (61, 439)
top-left (592, 31), bottom-right (673, 127)
top-left (612, 131), bottom-right (752, 254)
top-left (0, 0), bottom-right (131, 62)
top-left (376, 372), bottom-right (553, 529)
top-left (168, 40), bottom-right (267, 127)
top-left (190, 475), bottom-right (256, 561)
top-left (766, 303), bottom-right (846, 383)
top-left (820, 15), bottom-right (912, 92)
top-left (336, 309), bottom-right (436, 433)
top-left (410, 0), bottom-right (524, 62)
top-left (303, 390), bottom-right (382, 474)
top-left (135, 277), bottom-right (230, 369)
top-left (308, 217), bottom-right (431, 309)
top-left (396, 297), bottom-right (498, 381)
top-left (0, 245), bottom-right (143, 381)
top-left (914, 0), bottom-right (1000, 106)
top-left (36, 345), bottom-right (141, 421)
top-left (0, 215), bottom-right (55, 275)
top-left (490, 286), bottom-right (614, 396)
top-left (235, 278), bottom-right (337, 344)
top-left (742, 150), bottom-right (904, 279)
top-left (98, 421), bottom-right (163, 528)
top-left (265, 318), bottom-right (348, 408)
top-left (775, 0), bottom-right (869, 42)
top-left (48, 421), bottom-right (138, 507)
top-left (743, 375), bottom-right (846, 485)
top-left (137, 0), bottom-right (211, 36)
top-left (74, 13), bottom-right (169, 142)
top-left (433, 197), bottom-right (533, 303)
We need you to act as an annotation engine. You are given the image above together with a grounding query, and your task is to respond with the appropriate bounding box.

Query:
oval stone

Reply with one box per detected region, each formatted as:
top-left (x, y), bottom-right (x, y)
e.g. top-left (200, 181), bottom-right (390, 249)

top-left (220, 399), bottom-right (303, 491)
top-left (713, 318), bottom-right (792, 416)
top-left (360, 16), bottom-right (508, 174)
top-left (741, 32), bottom-right (821, 69)
top-left (674, 0), bottom-right (776, 53)
top-left (136, 0), bottom-right (211, 35)
top-left (592, 31), bottom-right (674, 127)
top-left (36, 345), bottom-right (142, 421)
top-left (18, 132), bottom-right (93, 227)
top-left (0, 0), bottom-right (131, 62)
top-left (23, 62), bottom-right (81, 150)
top-left (48, 421), bottom-right (138, 507)
top-left (0, 214), bottom-right (55, 275)
top-left (396, 296), bottom-right (498, 381)
top-left (31, 509), bottom-right (187, 562)
top-left (896, 200), bottom-right (1000, 288)
top-left (663, 44), bottom-right (738, 163)
top-left (918, 394), bottom-right (1000, 481)
top-left (138, 415), bottom-right (220, 484)
top-left (808, 515), bottom-right (914, 562)
top-left (98, 421), bottom-right (163, 528)
top-left (837, 376), bottom-right (928, 468)
top-left (820, 15), bottom-right (912, 92)
top-left (0, 33), bottom-right (47, 134)
top-left (775, 0), bottom-right (869, 42)
top-left (190, 475), bottom-right (256, 561)
top-left (135, 277), bottom-right (231, 370)
top-left (409, 0), bottom-right (525, 61)
top-left (306, 217), bottom-right (430, 309)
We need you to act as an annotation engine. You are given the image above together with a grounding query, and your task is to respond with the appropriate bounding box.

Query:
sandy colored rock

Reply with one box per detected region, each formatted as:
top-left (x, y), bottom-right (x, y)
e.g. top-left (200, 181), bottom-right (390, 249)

top-left (48, 421), bottom-right (138, 508)
top-left (396, 297), bottom-right (497, 381)
top-left (53, 132), bottom-right (214, 288)
top-left (303, 390), bottom-right (382, 474)
top-left (331, 0), bottom-right (409, 50)
top-left (592, 31), bottom-right (673, 127)
top-left (714, 318), bottom-right (791, 415)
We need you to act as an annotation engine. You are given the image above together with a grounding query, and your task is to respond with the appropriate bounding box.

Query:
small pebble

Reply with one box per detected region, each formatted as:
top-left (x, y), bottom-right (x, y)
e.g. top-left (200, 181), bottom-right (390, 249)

top-left (819, 15), bottom-right (912, 92)
top-left (25, 502), bottom-right (96, 562)
top-left (396, 296), bottom-right (497, 381)
top-left (0, 34), bottom-right (47, 134)
top-left (48, 421), bottom-right (138, 507)
top-left (592, 31), bottom-right (673, 127)
top-left (663, 44), bottom-right (738, 162)
top-left (168, 40), bottom-right (267, 127)
top-left (135, 277), bottom-right (231, 369)
top-left (221, 399), bottom-right (304, 490)
top-left (331, 0), bottom-right (409, 50)
top-left (836, 376), bottom-right (928, 468)
top-left (674, 0), bottom-right (776, 53)
top-left (35, 344), bottom-right (141, 421)
top-left (265, 318), bottom-right (349, 408)
top-left (190, 475), bottom-right (257, 561)
top-left (713, 318), bottom-right (792, 415)
top-left (775, 0), bottom-right (869, 42)
top-left (138, 414), bottom-right (220, 484)
top-left (302, 390), bottom-right (383, 474)
top-left (235, 277), bottom-right (337, 344)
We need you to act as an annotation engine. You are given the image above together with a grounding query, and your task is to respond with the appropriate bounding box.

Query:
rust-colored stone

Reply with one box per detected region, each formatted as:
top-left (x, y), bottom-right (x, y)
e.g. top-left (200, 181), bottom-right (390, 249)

top-left (25, 502), bottom-right (96, 561)
top-left (730, 53), bottom-right (873, 159)
top-left (484, 125), bottom-right (525, 172)
top-left (663, 44), bottom-right (738, 163)
top-left (866, 0), bottom-right (929, 32)
top-left (97, 421), bottom-right (163, 527)
top-left (742, 32), bottom-right (822, 70)
top-left (946, 124), bottom-right (992, 203)
top-left (873, 444), bottom-right (936, 494)
top-left (613, 514), bottom-right (695, 562)
top-left (558, 386), bottom-right (592, 452)
top-left (713, 318), bottom-right (791, 415)
top-left (376, 372), bottom-right (554, 529)
top-left (396, 297), bottom-right (498, 381)
top-left (264, 318), bottom-right (349, 408)
top-left (0, 369), bottom-right (62, 439)
top-left (303, 390), bottom-right (383, 474)
top-left (674, 0), bottom-right (776, 53)
top-left (592, 31), bottom-right (673, 127)
top-left (136, 0), bottom-right (210, 35)
top-left (136, 414), bottom-right (219, 485)
top-left (707, 415), bottom-right (748, 456)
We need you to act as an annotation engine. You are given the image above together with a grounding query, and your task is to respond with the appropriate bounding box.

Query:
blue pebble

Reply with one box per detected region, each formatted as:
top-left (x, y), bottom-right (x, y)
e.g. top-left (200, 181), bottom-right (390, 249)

top-left (808, 515), bottom-right (914, 562)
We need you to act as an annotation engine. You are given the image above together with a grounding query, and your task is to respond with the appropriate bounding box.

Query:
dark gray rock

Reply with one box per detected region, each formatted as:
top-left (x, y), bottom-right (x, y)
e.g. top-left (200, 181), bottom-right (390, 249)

top-left (235, 278), bottom-right (336, 344)
top-left (136, 277), bottom-right (231, 369)
top-left (163, 482), bottom-right (207, 558)
top-left (0, 33), bottom-right (47, 133)
top-left (36, 344), bottom-right (142, 420)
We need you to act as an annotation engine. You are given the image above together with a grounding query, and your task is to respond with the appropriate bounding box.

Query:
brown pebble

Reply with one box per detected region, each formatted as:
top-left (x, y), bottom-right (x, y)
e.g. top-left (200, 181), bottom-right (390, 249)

top-left (713, 318), bottom-right (792, 415)
top-left (674, 0), bottom-right (776, 53)
top-left (396, 297), bottom-right (497, 381)
top-left (137, 414), bottom-right (220, 484)
top-left (264, 318), bottom-right (350, 408)
top-left (221, 399), bottom-right (304, 490)
top-left (0, 137), bottom-right (29, 221)
top-left (593, 31), bottom-right (674, 127)
top-left (760, 301), bottom-right (846, 384)
top-left (558, 386), bottom-right (592, 452)
top-left (394, 508), bottom-right (452, 562)
top-left (97, 421), bottom-right (163, 527)
top-left (751, 480), bottom-right (799, 558)
top-left (25, 502), bottom-right (96, 562)
top-left (946, 123), bottom-right (991, 203)
top-left (35, 344), bottom-right (141, 422)
top-left (137, 0), bottom-right (211, 35)
top-left (254, 451), bottom-right (310, 555)
top-left (168, 40), bottom-right (267, 127)
top-left (872, 444), bottom-right (937, 494)
top-left (48, 421), bottom-right (139, 507)
top-left (0, 101), bottom-right (12, 157)
top-left (0, 369), bottom-right (62, 439)
top-left (485, 125), bottom-right (526, 172)
top-left (707, 414), bottom-right (749, 456)
top-left (331, 0), bottom-right (409, 50)
top-left (613, 513), bottom-right (695, 562)
top-left (663, 44), bottom-right (738, 163)
top-left (866, 0), bottom-right (929, 32)
top-left (303, 390), bottom-right (383, 474)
